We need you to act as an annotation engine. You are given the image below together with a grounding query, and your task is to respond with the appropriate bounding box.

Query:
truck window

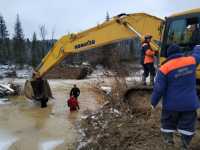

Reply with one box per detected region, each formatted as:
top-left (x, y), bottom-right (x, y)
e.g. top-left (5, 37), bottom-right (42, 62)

top-left (167, 19), bottom-right (186, 45)
top-left (162, 17), bottom-right (200, 57)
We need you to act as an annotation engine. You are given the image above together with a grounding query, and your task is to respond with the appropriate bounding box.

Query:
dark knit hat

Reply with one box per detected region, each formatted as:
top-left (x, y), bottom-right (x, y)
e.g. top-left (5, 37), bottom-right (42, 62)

top-left (167, 44), bottom-right (181, 57)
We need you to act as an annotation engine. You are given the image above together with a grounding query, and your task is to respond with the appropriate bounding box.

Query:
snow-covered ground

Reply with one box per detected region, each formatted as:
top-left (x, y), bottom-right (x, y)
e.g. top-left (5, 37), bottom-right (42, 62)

top-left (0, 64), bottom-right (32, 79)
top-left (16, 69), bottom-right (32, 78)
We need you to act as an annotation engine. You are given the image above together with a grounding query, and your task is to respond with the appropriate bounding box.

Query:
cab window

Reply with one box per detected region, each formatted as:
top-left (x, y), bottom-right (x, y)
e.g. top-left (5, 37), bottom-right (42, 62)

top-left (161, 17), bottom-right (200, 57)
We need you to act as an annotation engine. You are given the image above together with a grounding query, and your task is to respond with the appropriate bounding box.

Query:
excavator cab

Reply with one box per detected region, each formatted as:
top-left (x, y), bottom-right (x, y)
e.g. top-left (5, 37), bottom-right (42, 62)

top-left (160, 11), bottom-right (200, 67)
top-left (160, 10), bottom-right (200, 81)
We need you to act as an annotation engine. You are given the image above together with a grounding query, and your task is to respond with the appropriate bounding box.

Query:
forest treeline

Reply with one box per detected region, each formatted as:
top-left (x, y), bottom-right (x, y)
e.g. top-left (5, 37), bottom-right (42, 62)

top-left (0, 14), bottom-right (55, 68)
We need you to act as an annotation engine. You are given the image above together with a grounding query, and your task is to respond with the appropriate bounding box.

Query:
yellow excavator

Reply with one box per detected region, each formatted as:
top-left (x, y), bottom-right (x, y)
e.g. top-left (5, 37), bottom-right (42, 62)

top-left (24, 13), bottom-right (162, 107)
top-left (24, 8), bottom-right (200, 107)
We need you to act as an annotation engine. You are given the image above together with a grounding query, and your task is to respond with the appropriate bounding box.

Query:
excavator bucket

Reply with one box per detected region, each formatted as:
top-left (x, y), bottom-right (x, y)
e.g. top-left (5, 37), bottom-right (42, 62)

top-left (124, 85), bottom-right (153, 99)
top-left (24, 80), bottom-right (34, 100)
top-left (24, 79), bottom-right (53, 101)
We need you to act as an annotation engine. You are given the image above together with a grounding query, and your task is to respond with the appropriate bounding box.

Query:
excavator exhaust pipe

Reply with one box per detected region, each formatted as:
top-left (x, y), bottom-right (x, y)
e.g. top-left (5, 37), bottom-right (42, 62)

top-left (24, 78), bottom-right (53, 108)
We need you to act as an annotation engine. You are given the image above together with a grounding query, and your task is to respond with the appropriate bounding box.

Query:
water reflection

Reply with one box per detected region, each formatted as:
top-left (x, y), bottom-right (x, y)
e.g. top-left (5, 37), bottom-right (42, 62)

top-left (0, 130), bottom-right (17, 150)
top-left (39, 139), bottom-right (64, 150)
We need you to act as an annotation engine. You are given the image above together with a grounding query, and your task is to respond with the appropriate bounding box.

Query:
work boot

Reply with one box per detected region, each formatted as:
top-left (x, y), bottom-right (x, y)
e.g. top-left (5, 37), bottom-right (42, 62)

top-left (162, 132), bottom-right (174, 148)
top-left (180, 134), bottom-right (193, 150)
top-left (150, 75), bottom-right (154, 86)
top-left (142, 76), bottom-right (147, 86)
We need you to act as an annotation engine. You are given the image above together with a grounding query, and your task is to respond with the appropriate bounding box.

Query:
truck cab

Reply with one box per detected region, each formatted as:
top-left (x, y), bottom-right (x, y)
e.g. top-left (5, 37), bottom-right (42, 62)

top-left (160, 8), bottom-right (200, 78)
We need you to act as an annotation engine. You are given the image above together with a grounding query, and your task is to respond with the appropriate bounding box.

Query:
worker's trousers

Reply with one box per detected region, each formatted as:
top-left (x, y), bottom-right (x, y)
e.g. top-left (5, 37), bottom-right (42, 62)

top-left (142, 63), bottom-right (155, 78)
top-left (161, 110), bottom-right (197, 135)
top-left (161, 110), bottom-right (197, 149)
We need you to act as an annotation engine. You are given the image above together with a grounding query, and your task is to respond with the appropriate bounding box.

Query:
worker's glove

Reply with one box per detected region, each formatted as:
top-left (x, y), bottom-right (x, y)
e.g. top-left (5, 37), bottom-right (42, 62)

top-left (146, 104), bottom-right (155, 119)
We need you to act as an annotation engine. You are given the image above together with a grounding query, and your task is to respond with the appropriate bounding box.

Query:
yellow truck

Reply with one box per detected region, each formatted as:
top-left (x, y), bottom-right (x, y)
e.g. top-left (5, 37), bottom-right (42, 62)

top-left (24, 8), bottom-right (200, 107)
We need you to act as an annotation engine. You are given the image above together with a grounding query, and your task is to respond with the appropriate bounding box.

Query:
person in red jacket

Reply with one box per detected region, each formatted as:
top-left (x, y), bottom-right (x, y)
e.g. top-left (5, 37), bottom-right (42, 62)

top-left (67, 96), bottom-right (80, 112)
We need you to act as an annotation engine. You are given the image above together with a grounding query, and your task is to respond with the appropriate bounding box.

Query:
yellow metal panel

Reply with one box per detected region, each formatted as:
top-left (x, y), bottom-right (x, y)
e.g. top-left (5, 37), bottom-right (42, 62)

top-left (159, 57), bottom-right (166, 66)
top-left (196, 65), bottom-right (200, 79)
top-left (169, 8), bottom-right (200, 18)
top-left (125, 13), bottom-right (162, 44)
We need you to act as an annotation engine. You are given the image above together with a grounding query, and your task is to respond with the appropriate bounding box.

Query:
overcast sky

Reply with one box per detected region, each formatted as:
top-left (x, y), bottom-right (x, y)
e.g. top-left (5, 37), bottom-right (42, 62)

top-left (1, 0), bottom-right (200, 39)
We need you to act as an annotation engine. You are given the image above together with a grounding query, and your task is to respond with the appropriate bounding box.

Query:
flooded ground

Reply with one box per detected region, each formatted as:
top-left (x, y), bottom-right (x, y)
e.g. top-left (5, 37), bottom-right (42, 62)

top-left (0, 79), bottom-right (101, 150)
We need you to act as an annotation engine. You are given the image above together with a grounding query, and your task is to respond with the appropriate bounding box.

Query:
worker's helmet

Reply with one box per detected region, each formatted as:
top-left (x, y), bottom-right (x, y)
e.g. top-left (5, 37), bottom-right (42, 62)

top-left (144, 35), bottom-right (152, 40)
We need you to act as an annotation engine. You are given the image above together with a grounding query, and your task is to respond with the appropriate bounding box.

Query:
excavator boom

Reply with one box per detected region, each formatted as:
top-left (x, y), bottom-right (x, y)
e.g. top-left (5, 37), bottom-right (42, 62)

top-left (37, 13), bottom-right (163, 77)
top-left (24, 13), bottom-right (163, 106)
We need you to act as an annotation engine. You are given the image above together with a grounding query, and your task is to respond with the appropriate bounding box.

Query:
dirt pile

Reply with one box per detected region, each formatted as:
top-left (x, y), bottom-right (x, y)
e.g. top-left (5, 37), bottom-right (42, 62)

top-left (45, 65), bottom-right (92, 79)
top-left (77, 91), bottom-right (200, 150)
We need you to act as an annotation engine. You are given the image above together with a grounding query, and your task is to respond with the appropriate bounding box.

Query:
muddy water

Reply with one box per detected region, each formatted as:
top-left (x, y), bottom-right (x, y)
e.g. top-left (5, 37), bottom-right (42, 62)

top-left (0, 79), bottom-right (100, 150)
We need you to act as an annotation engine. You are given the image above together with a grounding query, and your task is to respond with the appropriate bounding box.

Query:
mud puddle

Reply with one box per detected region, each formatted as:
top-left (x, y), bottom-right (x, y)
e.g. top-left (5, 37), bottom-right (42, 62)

top-left (0, 79), bottom-right (100, 150)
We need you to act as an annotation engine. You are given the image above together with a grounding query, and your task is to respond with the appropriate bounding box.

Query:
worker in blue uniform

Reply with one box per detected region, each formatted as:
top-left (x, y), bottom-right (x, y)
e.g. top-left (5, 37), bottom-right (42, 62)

top-left (151, 44), bottom-right (200, 150)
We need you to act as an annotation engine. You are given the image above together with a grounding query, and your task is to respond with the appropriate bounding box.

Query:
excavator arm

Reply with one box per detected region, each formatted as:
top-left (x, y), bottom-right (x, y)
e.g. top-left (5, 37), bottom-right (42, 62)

top-left (37, 13), bottom-right (163, 77)
top-left (24, 13), bottom-right (163, 105)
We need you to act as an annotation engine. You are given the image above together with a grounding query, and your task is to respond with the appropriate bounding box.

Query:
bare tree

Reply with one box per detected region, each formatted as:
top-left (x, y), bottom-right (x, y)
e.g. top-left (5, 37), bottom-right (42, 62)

top-left (39, 25), bottom-right (47, 58)
top-left (39, 25), bottom-right (47, 41)
top-left (51, 26), bottom-right (56, 40)
top-left (106, 11), bottom-right (110, 21)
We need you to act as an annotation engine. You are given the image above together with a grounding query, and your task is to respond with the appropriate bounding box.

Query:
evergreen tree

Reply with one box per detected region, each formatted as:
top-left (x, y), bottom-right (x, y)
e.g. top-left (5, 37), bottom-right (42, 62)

top-left (106, 12), bottom-right (110, 21)
top-left (31, 32), bottom-right (38, 67)
top-left (0, 15), bottom-right (8, 39)
top-left (25, 38), bottom-right (32, 65)
top-left (13, 14), bottom-right (26, 66)
top-left (0, 14), bottom-right (9, 64)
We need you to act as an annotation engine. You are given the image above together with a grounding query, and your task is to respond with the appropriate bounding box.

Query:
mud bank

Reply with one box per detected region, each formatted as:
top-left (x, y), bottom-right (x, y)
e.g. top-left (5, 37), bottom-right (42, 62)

top-left (78, 92), bottom-right (200, 150)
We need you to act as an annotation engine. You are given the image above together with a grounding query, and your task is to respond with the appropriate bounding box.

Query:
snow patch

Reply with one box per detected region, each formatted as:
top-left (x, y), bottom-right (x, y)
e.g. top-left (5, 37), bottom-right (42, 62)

top-left (39, 139), bottom-right (64, 150)
top-left (0, 98), bottom-right (10, 105)
top-left (77, 138), bottom-right (93, 150)
top-left (110, 108), bottom-right (121, 115)
top-left (81, 115), bottom-right (88, 119)
top-left (0, 130), bottom-right (17, 150)
top-left (100, 86), bottom-right (112, 94)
